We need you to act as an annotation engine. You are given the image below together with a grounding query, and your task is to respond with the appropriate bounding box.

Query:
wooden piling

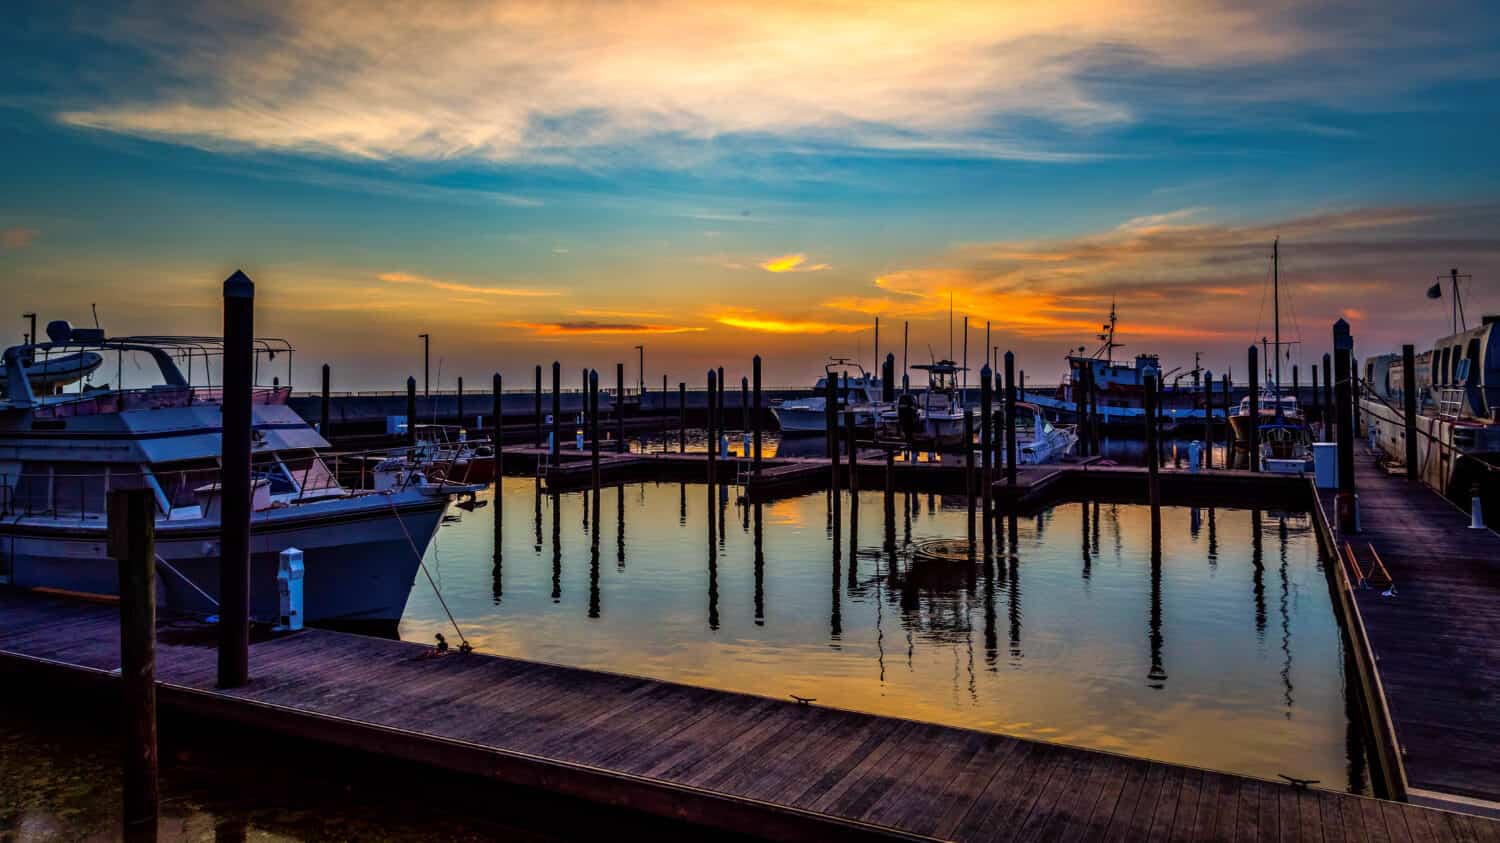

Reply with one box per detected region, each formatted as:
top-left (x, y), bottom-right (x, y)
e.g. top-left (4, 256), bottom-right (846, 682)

top-left (1144, 369), bottom-right (1161, 509)
top-left (1310, 365), bottom-right (1320, 436)
top-left (1322, 353), bottom-right (1333, 439)
top-left (534, 365), bottom-right (543, 448)
top-left (457, 376), bottom-right (465, 426)
top-left (108, 488), bottom-right (158, 832)
top-left (551, 362), bottom-right (562, 458)
top-left (678, 382), bottom-right (687, 454)
top-left (1073, 363), bottom-right (1086, 448)
top-left (1220, 373), bottom-right (1231, 460)
top-left (717, 366), bottom-right (726, 446)
top-left (1334, 320), bottom-right (1356, 532)
top-left (980, 365), bottom-right (993, 526)
top-left (741, 377), bottom-right (750, 442)
top-left (846, 410), bottom-right (859, 492)
top-left (1201, 370), bottom-right (1213, 469)
top-left (1402, 344), bottom-right (1418, 481)
top-left (616, 363), bottom-right (626, 453)
top-left (707, 370), bottom-right (717, 483)
top-left (825, 373), bottom-right (838, 459)
top-left (1291, 364), bottom-right (1299, 410)
top-left (964, 409), bottom-right (975, 548)
top-left (590, 370), bottom-right (601, 489)
top-left (1018, 369), bottom-right (1025, 402)
top-left (1247, 346), bottom-right (1260, 472)
top-left (492, 373), bottom-right (503, 490)
top-left (405, 376), bottom-right (417, 447)
top-left (320, 363), bottom-right (331, 435)
top-left (1004, 352), bottom-right (1018, 486)
top-left (752, 356), bottom-right (762, 475)
top-left (219, 270), bottom-right (253, 689)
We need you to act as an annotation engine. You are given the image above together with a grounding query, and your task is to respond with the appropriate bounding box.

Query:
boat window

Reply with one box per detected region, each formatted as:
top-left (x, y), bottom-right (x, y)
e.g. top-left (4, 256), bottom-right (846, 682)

top-left (1454, 346), bottom-right (1465, 384)
top-left (280, 449), bottom-right (338, 493)
top-left (153, 458), bottom-right (222, 509)
top-left (1438, 347), bottom-right (1450, 385)
top-left (252, 453), bottom-right (297, 495)
top-left (1466, 338), bottom-right (1482, 385)
top-left (7, 462), bottom-right (148, 518)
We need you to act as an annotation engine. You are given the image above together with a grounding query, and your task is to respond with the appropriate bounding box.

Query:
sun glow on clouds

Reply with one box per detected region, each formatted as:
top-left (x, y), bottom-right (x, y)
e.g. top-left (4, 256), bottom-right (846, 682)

top-left (759, 254), bottom-right (829, 273)
top-left (506, 321), bottom-right (703, 336)
top-left (714, 311), bottom-right (866, 334)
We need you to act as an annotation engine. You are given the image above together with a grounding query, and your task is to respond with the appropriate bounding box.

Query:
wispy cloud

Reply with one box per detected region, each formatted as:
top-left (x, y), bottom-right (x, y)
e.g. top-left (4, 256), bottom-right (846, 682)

top-left (505, 320), bottom-right (704, 336)
top-left (50, 1), bottom-right (1463, 167)
top-left (378, 271), bottom-right (561, 297)
top-left (1, 228), bottom-right (38, 250)
top-left (760, 253), bottom-right (829, 274)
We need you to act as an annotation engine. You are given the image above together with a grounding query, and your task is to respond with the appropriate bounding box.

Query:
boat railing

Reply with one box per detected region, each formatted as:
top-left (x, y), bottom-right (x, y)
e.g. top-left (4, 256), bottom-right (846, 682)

top-left (33, 385), bottom-right (291, 419)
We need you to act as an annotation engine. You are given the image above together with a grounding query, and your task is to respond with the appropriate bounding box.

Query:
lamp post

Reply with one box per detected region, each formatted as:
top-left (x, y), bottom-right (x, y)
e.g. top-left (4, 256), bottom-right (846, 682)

top-left (635, 345), bottom-right (644, 396)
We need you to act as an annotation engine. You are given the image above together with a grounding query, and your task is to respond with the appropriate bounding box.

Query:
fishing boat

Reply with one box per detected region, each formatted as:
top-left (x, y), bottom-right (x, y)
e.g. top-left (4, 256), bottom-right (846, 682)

top-left (1029, 303), bottom-right (1206, 427)
top-left (376, 424), bottom-right (496, 486)
top-left (1228, 239), bottom-right (1313, 470)
top-left (879, 360), bottom-right (968, 449)
top-left (1360, 269), bottom-right (1500, 497)
top-left (771, 359), bottom-right (887, 434)
top-left (0, 322), bottom-right (480, 623)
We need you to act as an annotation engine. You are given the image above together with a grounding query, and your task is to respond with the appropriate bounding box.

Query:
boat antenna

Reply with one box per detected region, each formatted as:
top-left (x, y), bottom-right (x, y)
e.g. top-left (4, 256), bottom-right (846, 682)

top-left (22, 312), bottom-right (36, 346)
top-left (1435, 267), bottom-right (1471, 333)
top-left (91, 303), bottom-right (100, 330)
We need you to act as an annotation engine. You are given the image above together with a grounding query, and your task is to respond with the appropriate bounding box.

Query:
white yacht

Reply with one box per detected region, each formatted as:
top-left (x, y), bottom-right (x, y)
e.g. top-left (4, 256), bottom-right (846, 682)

top-left (772, 359), bottom-right (888, 434)
top-left (0, 323), bottom-right (477, 623)
top-left (992, 402), bottom-right (1079, 465)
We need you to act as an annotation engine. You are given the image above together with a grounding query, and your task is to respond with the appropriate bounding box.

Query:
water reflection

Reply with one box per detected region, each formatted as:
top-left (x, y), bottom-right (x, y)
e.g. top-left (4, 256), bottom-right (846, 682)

top-left (407, 482), bottom-right (1372, 793)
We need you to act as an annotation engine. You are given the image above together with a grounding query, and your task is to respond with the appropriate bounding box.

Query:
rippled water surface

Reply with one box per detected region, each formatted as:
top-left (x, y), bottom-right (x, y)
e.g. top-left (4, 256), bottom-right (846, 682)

top-left (405, 480), bottom-right (1370, 792)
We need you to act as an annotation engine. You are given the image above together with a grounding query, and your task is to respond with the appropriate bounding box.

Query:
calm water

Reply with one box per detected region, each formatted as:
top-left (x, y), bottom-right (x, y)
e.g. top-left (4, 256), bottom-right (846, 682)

top-left (405, 480), bottom-right (1371, 793)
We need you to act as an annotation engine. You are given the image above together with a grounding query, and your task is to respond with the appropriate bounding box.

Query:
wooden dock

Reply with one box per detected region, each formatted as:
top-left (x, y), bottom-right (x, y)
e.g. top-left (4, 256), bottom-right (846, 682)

top-left (2, 589), bottom-right (1492, 841)
top-left (1317, 450), bottom-right (1500, 816)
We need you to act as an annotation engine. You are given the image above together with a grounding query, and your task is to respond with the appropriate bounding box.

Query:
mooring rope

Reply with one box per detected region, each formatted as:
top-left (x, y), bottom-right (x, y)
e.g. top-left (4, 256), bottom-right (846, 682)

top-left (385, 491), bottom-right (471, 652)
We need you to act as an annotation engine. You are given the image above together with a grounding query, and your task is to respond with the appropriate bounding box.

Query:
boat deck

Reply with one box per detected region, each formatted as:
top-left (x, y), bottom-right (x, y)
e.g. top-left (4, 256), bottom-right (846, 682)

top-left (2, 588), bottom-right (1493, 841)
top-left (1317, 451), bottom-right (1500, 814)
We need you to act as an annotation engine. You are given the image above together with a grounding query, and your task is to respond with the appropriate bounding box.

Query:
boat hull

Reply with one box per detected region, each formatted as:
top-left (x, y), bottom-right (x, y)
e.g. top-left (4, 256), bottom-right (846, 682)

top-left (1, 495), bottom-right (447, 623)
top-left (773, 404), bottom-right (881, 434)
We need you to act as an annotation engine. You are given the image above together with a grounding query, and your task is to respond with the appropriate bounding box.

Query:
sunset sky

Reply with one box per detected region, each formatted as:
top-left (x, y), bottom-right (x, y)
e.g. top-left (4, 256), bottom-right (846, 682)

top-left (2, 1), bottom-right (1498, 389)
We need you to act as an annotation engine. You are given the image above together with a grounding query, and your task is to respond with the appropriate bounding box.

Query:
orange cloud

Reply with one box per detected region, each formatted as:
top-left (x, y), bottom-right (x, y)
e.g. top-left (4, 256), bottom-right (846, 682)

top-left (1, 228), bottom-right (38, 250)
top-left (759, 254), bottom-right (829, 273)
top-left (713, 312), bottom-right (866, 334)
top-left (379, 271), bottom-right (561, 297)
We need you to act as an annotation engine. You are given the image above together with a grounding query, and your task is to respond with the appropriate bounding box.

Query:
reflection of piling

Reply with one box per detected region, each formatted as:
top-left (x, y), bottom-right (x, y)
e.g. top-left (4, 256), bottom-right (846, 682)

top-left (752, 356), bottom-right (763, 473)
top-left (1334, 319), bottom-right (1357, 532)
top-left (534, 365), bottom-right (543, 448)
top-left (109, 488), bottom-right (158, 832)
top-left (1247, 346), bottom-right (1260, 472)
top-left (320, 363), bottom-right (331, 434)
top-left (405, 376), bottom-right (417, 447)
top-left (678, 382), bottom-right (687, 454)
top-left (219, 271), bottom-right (254, 690)
top-left (1402, 344), bottom-right (1418, 481)
top-left (1004, 352), bottom-right (1018, 485)
top-left (1144, 368), bottom-right (1161, 510)
top-left (551, 362), bottom-right (562, 458)
top-left (589, 370), bottom-right (600, 489)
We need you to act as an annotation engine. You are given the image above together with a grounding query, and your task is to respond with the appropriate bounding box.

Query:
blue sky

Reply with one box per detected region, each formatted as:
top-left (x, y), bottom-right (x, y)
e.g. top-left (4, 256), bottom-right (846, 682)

top-left (2, 1), bottom-right (1498, 389)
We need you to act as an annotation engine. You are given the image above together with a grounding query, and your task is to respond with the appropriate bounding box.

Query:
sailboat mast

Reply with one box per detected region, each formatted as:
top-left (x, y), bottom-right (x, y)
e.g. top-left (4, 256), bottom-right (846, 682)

top-left (1273, 238), bottom-right (1281, 393)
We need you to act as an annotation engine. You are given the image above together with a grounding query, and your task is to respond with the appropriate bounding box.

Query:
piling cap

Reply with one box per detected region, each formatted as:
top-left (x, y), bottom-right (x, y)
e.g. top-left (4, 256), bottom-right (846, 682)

top-left (1333, 318), bottom-right (1352, 348)
top-left (223, 269), bottom-right (255, 298)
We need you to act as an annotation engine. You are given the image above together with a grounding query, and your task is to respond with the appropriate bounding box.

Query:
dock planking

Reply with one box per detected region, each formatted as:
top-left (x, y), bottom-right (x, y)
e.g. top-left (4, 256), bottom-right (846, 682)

top-left (2, 588), bottom-right (1491, 841)
top-left (1317, 451), bottom-right (1500, 815)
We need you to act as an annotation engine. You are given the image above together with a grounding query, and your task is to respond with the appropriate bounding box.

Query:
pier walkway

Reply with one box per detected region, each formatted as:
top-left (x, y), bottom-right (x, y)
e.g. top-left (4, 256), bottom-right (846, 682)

top-left (2, 589), bottom-right (1491, 841)
top-left (1318, 451), bottom-right (1500, 815)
